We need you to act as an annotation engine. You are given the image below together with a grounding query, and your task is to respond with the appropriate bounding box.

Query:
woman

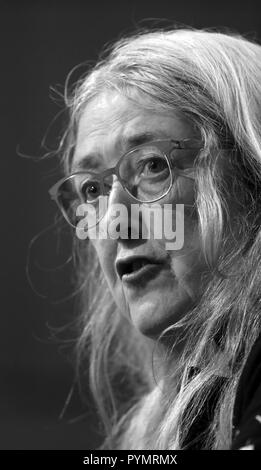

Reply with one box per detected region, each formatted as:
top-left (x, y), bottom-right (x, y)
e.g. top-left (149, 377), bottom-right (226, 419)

top-left (49, 28), bottom-right (261, 449)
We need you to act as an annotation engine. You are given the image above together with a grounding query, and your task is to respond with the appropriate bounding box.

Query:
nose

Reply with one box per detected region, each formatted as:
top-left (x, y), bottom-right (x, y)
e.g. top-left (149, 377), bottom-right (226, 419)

top-left (108, 176), bottom-right (132, 206)
top-left (101, 176), bottom-right (143, 241)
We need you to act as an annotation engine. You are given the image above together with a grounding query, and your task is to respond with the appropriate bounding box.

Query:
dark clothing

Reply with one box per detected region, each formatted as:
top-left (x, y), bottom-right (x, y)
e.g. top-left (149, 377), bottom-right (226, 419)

top-left (231, 334), bottom-right (261, 449)
top-left (185, 334), bottom-right (261, 449)
top-left (184, 374), bottom-right (226, 449)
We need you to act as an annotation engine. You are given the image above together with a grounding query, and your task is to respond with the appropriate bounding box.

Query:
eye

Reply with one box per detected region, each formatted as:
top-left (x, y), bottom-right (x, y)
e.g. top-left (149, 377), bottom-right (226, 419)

top-left (146, 157), bottom-right (167, 173)
top-left (81, 179), bottom-right (102, 202)
top-left (138, 155), bottom-right (169, 177)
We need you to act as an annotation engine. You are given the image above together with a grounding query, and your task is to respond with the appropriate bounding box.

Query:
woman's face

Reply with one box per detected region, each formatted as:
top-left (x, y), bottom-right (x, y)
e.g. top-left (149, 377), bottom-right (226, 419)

top-left (73, 92), bottom-right (210, 339)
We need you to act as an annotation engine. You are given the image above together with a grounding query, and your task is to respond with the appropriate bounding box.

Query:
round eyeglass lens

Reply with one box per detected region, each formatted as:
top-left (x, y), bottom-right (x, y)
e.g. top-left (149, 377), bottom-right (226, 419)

top-left (119, 146), bottom-right (172, 202)
top-left (58, 174), bottom-right (107, 228)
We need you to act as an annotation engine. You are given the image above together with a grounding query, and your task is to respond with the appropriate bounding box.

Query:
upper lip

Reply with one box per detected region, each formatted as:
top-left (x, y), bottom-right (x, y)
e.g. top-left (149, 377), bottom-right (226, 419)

top-left (115, 255), bottom-right (163, 279)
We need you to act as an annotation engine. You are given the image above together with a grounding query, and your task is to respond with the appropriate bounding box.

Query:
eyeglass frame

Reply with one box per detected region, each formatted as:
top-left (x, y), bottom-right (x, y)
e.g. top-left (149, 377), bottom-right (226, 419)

top-left (48, 138), bottom-right (206, 227)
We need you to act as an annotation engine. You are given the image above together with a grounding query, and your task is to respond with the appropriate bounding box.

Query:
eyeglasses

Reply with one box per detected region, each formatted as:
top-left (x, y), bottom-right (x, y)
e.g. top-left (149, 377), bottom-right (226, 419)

top-left (49, 138), bottom-right (203, 229)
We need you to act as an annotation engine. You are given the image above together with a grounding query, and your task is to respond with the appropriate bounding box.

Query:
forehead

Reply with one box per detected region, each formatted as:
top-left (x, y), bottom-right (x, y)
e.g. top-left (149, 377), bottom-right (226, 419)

top-left (73, 92), bottom-right (197, 168)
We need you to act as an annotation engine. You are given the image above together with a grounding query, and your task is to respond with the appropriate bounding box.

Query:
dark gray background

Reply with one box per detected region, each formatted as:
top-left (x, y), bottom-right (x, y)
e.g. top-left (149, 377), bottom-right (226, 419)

top-left (1, 0), bottom-right (260, 450)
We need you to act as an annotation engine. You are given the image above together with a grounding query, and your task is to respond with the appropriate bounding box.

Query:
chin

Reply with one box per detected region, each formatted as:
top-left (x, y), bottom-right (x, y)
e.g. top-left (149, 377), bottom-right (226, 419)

top-left (128, 304), bottom-right (179, 340)
top-left (127, 294), bottom-right (195, 341)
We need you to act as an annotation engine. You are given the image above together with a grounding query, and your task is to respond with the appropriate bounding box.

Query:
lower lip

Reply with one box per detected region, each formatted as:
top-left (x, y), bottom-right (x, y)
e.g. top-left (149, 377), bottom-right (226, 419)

top-left (122, 263), bottom-right (164, 285)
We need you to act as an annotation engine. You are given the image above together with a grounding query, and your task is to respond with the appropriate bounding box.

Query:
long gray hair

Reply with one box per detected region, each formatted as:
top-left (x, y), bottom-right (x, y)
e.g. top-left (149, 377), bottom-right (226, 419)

top-left (59, 28), bottom-right (261, 449)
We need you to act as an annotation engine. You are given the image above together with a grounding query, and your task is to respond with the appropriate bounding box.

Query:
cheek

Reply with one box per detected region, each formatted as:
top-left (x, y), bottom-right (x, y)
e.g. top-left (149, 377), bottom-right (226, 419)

top-left (175, 177), bottom-right (195, 206)
top-left (167, 208), bottom-right (206, 291)
top-left (89, 237), bottom-right (130, 316)
top-left (164, 176), bottom-right (195, 208)
top-left (89, 237), bottom-right (117, 284)
top-left (155, 177), bottom-right (197, 246)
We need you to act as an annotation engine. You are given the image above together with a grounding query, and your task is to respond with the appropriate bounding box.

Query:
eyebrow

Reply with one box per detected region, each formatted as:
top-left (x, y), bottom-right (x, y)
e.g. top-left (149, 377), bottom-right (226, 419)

top-left (72, 154), bottom-right (103, 172)
top-left (71, 131), bottom-right (167, 172)
top-left (122, 131), bottom-right (162, 149)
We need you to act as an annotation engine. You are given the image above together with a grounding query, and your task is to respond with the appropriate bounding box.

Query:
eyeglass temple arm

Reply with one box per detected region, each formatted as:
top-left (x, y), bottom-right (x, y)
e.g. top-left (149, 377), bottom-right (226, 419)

top-left (173, 139), bottom-right (235, 150)
top-left (171, 139), bottom-right (203, 150)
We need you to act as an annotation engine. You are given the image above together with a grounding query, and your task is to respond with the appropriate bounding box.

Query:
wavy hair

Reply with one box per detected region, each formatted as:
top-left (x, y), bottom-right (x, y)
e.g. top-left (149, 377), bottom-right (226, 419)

top-left (58, 28), bottom-right (261, 449)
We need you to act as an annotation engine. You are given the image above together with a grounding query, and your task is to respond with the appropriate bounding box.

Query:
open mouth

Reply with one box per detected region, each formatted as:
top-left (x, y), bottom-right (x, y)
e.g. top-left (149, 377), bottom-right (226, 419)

top-left (116, 256), bottom-right (160, 279)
